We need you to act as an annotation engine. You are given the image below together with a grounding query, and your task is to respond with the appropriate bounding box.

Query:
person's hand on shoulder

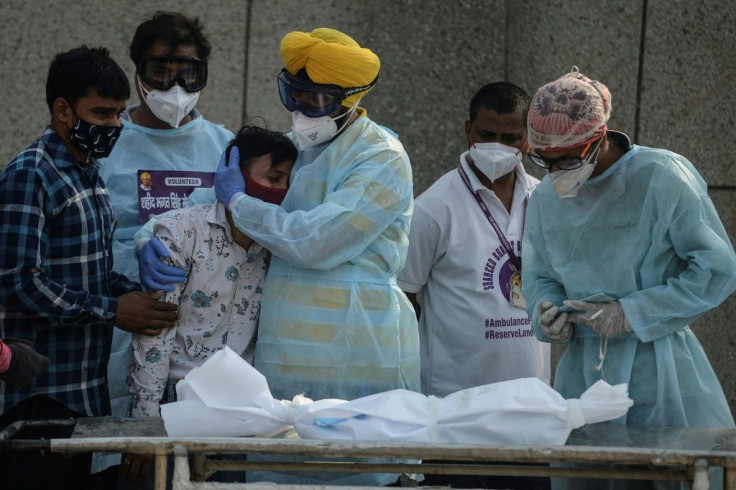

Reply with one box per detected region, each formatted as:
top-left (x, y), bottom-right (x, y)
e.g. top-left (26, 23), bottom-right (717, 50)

top-left (115, 291), bottom-right (178, 336)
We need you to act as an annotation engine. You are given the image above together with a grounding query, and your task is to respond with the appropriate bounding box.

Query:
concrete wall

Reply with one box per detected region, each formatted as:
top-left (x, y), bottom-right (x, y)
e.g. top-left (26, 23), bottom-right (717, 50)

top-left (1, 0), bottom-right (735, 416)
top-left (0, 0), bottom-right (247, 158)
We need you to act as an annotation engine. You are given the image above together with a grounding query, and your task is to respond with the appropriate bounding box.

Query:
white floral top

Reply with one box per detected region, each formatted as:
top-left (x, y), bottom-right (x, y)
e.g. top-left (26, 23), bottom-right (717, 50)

top-left (130, 203), bottom-right (268, 416)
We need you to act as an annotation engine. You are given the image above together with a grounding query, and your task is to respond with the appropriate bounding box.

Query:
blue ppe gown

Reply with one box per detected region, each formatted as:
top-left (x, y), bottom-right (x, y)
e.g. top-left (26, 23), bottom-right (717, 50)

top-left (521, 135), bottom-right (736, 488)
top-left (101, 107), bottom-right (233, 282)
top-left (229, 114), bottom-right (420, 400)
top-left (96, 106), bottom-right (232, 473)
top-left (228, 115), bottom-right (420, 486)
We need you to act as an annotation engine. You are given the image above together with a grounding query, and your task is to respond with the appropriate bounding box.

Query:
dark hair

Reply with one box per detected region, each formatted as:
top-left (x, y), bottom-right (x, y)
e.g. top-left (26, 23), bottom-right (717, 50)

top-left (227, 125), bottom-right (298, 171)
top-left (45, 46), bottom-right (130, 113)
top-left (130, 11), bottom-right (212, 65)
top-left (469, 82), bottom-right (531, 122)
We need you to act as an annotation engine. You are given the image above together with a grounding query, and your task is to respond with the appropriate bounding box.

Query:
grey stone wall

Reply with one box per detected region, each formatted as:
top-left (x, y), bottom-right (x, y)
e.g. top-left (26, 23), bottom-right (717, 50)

top-left (0, 0), bottom-right (246, 159)
top-left (1, 0), bottom-right (735, 416)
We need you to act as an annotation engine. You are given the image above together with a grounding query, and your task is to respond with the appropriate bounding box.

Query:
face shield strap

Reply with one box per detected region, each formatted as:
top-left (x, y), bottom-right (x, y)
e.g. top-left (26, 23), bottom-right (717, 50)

top-left (342, 72), bottom-right (379, 98)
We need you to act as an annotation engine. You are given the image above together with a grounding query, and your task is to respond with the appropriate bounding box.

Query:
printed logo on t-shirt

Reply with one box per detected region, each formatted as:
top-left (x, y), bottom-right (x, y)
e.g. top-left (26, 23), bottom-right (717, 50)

top-left (137, 170), bottom-right (214, 222)
top-left (484, 316), bottom-right (534, 340)
top-left (481, 239), bottom-right (533, 340)
top-left (481, 240), bottom-right (521, 301)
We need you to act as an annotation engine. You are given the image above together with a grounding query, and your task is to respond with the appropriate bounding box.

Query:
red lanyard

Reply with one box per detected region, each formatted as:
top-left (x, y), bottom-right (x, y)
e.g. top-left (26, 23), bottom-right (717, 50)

top-left (457, 164), bottom-right (525, 271)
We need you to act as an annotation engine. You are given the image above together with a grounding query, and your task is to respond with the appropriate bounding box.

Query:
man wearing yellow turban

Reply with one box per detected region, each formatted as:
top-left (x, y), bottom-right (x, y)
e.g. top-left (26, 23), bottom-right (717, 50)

top-left (212, 28), bottom-right (420, 486)
top-left (274, 28), bottom-right (381, 149)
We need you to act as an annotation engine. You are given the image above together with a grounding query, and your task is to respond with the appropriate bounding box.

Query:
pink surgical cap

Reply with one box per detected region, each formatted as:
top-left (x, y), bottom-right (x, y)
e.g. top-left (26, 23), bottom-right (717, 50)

top-left (527, 67), bottom-right (612, 151)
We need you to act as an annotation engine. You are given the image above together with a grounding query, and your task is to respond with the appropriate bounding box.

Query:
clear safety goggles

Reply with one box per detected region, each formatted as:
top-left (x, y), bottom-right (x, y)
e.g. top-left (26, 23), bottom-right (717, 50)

top-left (137, 56), bottom-right (208, 93)
top-left (277, 68), bottom-right (377, 118)
top-left (529, 136), bottom-right (603, 171)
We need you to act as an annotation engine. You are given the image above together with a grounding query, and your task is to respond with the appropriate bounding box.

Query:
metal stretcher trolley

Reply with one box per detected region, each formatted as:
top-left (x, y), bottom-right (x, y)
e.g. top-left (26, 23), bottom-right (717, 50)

top-left (2, 418), bottom-right (736, 489)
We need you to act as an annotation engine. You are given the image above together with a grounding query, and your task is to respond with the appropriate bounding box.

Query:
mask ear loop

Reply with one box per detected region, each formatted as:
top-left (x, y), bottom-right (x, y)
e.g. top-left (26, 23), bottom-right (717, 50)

top-left (331, 99), bottom-right (361, 137)
top-left (585, 136), bottom-right (604, 165)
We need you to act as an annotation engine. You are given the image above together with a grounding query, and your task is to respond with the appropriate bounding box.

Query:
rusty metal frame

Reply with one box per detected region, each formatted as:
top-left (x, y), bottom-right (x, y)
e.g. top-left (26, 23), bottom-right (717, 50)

top-left (2, 420), bottom-right (736, 489)
top-left (49, 435), bottom-right (736, 489)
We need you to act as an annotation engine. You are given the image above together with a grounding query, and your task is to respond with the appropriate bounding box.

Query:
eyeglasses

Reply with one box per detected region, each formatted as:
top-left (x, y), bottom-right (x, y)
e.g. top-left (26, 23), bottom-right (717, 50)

top-left (529, 137), bottom-right (603, 171)
top-left (137, 56), bottom-right (208, 93)
top-left (277, 68), bottom-right (378, 118)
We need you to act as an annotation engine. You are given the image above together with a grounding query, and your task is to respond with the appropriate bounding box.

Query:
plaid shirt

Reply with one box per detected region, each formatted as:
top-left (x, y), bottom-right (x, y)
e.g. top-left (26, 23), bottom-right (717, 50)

top-left (0, 128), bottom-right (138, 416)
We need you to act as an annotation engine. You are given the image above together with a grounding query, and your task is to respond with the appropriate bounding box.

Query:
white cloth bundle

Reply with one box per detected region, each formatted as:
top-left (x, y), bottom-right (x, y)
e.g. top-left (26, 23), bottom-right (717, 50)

top-left (162, 347), bottom-right (632, 446)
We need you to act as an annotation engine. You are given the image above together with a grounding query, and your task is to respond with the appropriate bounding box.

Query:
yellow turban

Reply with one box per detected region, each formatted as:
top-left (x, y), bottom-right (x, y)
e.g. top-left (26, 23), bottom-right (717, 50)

top-left (280, 28), bottom-right (380, 107)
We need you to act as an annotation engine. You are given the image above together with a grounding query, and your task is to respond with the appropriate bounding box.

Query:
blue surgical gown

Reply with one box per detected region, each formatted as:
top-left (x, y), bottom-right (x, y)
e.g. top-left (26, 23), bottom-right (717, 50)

top-left (95, 106), bottom-right (231, 472)
top-left (229, 115), bottom-right (420, 402)
top-left (101, 107), bottom-right (233, 282)
top-left (522, 140), bottom-right (736, 431)
top-left (230, 115), bottom-right (420, 487)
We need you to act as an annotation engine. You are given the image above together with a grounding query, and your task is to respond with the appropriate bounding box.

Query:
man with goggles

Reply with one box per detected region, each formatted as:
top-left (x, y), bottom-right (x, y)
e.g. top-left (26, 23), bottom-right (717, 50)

top-left (522, 67), bottom-right (736, 488)
top-left (141, 27), bottom-right (418, 486)
top-left (205, 27), bottom-right (419, 487)
top-left (132, 52), bottom-right (207, 130)
top-left (97, 11), bottom-right (234, 489)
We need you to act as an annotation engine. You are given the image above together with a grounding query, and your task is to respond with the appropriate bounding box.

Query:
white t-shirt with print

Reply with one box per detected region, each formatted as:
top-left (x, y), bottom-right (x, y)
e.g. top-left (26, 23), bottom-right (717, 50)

top-left (398, 153), bottom-right (550, 397)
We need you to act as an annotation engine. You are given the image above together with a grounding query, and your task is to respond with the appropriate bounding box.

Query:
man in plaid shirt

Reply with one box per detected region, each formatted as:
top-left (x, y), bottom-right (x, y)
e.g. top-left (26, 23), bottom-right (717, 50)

top-left (0, 46), bottom-right (178, 489)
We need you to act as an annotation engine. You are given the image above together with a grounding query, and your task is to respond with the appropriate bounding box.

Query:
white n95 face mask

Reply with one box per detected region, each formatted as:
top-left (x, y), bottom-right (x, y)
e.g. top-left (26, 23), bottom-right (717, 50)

top-left (468, 142), bottom-right (522, 182)
top-left (549, 161), bottom-right (596, 198)
top-left (292, 111), bottom-right (337, 149)
top-left (291, 102), bottom-right (359, 150)
top-left (138, 76), bottom-right (199, 128)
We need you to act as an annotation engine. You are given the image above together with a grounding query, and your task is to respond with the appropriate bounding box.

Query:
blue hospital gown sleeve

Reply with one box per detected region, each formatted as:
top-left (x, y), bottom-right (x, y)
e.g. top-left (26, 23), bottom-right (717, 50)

top-left (522, 152), bottom-right (736, 344)
top-left (618, 165), bottom-right (736, 342)
top-left (229, 148), bottom-right (412, 270)
top-left (521, 199), bottom-right (568, 343)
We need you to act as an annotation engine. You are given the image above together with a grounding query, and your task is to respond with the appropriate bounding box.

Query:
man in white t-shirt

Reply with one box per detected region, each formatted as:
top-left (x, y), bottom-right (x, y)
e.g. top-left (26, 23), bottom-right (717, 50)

top-left (400, 81), bottom-right (550, 396)
top-left (398, 81), bottom-right (551, 490)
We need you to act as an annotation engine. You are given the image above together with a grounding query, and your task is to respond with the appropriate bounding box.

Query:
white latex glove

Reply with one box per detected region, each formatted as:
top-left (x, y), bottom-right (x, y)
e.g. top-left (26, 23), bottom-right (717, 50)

top-left (565, 300), bottom-right (632, 337)
top-left (537, 300), bottom-right (573, 342)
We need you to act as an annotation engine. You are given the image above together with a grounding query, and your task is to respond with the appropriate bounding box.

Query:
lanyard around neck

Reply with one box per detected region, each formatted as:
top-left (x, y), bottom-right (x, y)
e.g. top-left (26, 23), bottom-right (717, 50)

top-left (457, 163), bottom-right (524, 271)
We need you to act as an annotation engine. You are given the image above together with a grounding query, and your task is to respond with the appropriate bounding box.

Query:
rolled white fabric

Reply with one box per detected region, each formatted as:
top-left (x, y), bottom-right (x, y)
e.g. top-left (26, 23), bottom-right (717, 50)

top-left (162, 347), bottom-right (632, 446)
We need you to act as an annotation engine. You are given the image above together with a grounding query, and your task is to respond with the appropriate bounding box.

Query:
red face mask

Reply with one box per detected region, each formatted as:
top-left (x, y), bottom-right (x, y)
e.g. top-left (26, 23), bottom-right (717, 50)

top-left (242, 171), bottom-right (288, 205)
